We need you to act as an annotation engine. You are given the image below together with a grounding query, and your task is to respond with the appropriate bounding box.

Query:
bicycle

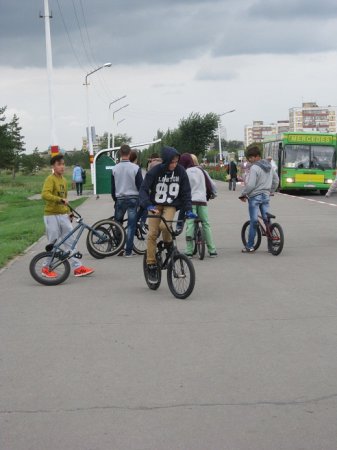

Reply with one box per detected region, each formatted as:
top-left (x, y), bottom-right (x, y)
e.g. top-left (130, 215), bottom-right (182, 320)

top-left (143, 215), bottom-right (195, 299)
top-left (241, 212), bottom-right (284, 255)
top-left (87, 216), bottom-right (148, 259)
top-left (29, 206), bottom-right (125, 285)
top-left (191, 218), bottom-right (206, 260)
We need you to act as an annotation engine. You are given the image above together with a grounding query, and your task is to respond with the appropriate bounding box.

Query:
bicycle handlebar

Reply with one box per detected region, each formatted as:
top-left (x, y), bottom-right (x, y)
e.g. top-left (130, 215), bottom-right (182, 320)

top-left (146, 213), bottom-right (183, 236)
top-left (65, 203), bottom-right (82, 219)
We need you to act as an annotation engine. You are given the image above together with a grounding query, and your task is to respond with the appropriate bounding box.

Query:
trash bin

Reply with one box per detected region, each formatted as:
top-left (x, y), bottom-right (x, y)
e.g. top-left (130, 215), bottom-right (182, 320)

top-left (95, 154), bottom-right (115, 195)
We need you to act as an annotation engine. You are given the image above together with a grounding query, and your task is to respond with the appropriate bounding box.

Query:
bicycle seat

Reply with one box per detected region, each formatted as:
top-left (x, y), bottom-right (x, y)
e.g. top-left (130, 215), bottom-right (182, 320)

top-left (266, 212), bottom-right (276, 219)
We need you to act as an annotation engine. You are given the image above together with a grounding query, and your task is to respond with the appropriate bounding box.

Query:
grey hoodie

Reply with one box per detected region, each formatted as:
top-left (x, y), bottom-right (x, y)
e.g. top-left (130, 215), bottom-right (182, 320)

top-left (241, 159), bottom-right (279, 198)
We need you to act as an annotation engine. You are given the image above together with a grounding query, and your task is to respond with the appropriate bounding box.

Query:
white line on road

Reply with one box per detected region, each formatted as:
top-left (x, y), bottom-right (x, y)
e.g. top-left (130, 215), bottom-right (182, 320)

top-left (277, 192), bottom-right (337, 208)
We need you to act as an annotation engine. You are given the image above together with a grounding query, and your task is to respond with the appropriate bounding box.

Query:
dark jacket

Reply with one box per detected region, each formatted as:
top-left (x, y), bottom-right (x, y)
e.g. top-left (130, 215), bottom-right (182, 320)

top-left (227, 161), bottom-right (238, 178)
top-left (139, 146), bottom-right (192, 212)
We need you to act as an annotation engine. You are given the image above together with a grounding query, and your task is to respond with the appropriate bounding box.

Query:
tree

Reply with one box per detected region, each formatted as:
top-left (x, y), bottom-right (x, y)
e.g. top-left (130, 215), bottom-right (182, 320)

top-left (99, 132), bottom-right (132, 150)
top-left (0, 113), bottom-right (26, 178)
top-left (177, 112), bottom-right (218, 157)
top-left (21, 148), bottom-right (47, 174)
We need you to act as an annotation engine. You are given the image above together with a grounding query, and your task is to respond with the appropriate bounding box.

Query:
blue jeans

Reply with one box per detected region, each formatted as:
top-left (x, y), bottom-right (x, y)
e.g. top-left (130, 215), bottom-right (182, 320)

top-left (115, 197), bottom-right (138, 255)
top-left (247, 193), bottom-right (270, 248)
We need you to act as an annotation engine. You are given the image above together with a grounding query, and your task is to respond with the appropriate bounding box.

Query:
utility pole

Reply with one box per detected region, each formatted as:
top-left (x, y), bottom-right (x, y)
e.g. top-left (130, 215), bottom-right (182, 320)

top-left (40, 0), bottom-right (59, 157)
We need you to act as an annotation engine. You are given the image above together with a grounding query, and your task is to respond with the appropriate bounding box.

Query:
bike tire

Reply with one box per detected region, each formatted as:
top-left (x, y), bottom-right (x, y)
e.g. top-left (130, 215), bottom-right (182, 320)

top-left (86, 225), bottom-right (107, 259)
top-left (29, 251), bottom-right (71, 286)
top-left (167, 253), bottom-right (195, 299)
top-left (87, 219), bottom-right (125, 256)
top-left (196, 224), bottom-right (206, 260)
top-left (268, 223), bottom-right (284, 256)
top-left (133, 223), bottom-right (148, 255)
top-left (143, 251), bottom-right (161, 290)
top-left (241, 220), bottom-right (262, 251)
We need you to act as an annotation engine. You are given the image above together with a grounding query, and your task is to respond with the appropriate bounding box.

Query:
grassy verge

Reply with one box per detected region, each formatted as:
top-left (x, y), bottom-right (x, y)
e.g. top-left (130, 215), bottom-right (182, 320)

top-left (0, 169), bottom-right (87, 268)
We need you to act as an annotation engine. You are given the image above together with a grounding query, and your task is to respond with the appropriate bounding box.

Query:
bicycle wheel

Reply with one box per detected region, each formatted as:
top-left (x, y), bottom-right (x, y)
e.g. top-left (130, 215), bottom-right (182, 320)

top-left (268, 223), bottom-right (284, 256)
top-left (241, 220), bottom-right (262, 251)
top-left (29, 251), bottom-right (71, 286)
top-left (87, 219), bottom-right (125, 256)
top-left (196, 224), bottom-right (205, 260)
top-left (133, 223), bottom-right (148, 255)
top-left (86, 226), bottom-right (107, 259)
top-left (143, 251), bottom-right (161, 290)
top-left (167, 253), bottom-right (195, 299)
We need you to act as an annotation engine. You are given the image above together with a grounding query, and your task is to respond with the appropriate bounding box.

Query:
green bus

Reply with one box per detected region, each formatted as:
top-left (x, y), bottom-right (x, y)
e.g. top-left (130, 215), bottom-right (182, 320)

top-left (263, 132), bottom-right (337, 193)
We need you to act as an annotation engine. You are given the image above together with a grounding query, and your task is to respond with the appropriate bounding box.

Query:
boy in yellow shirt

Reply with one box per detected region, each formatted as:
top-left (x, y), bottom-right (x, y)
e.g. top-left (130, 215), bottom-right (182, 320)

top-left (41, 154), bottom-right (94, 278)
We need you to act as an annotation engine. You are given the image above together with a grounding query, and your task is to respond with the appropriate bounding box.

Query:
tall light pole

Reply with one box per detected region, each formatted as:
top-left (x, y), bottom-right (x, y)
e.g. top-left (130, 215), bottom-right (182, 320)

top-left (108, 95), bottom-right (126, 148)
top-left (218, 109), bottom-right (235, 163)
top-left (112, 104), bottom-right (129, 148)
top-left (40, 0), bottom-right (58, 157)
top-left (84, 62), bottom-right (111, 182)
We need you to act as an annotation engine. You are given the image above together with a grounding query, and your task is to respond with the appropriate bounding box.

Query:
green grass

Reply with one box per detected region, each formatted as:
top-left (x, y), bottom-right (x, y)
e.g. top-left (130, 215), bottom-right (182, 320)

top-left (0, 169), bottom-right (87, 268)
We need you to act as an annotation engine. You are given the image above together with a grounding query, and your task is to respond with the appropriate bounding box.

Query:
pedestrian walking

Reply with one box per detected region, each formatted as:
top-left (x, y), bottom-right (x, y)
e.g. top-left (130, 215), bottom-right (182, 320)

top-left (41, 154), bottom-right (94, 278)
top-left (239, 145), bottom-right (279, 253)
top-left (72, 163), bottom-right (84, 195)
top-left (111, 144), bottom-right (143, 257)
top-left (227, 158), bottom-right (238, 191)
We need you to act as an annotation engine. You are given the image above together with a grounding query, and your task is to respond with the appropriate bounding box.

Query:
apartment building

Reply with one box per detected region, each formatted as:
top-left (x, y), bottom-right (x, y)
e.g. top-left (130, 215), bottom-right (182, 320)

top-left (244, 120), bottom-right (289, 147)
top-left (289, 102), bottom-right (336, 133)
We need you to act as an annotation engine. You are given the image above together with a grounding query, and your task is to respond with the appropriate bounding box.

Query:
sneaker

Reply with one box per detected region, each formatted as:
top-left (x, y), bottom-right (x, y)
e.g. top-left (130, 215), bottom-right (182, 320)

top-left (124, 253), bottom-right (134, 258)
top-left (74, 266), bottom-right (95, 277)
top-left (147, 264), bottom-right (159, 284)
top-left (41, 267), bottom-right (57, 278)
top-left (241, 247), bottom-right (255, 253)
top-left (209, 252), bottom-right (218, 258)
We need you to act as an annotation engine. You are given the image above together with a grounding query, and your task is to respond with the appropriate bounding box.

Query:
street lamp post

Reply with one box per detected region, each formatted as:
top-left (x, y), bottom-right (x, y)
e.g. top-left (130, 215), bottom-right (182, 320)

top-left (108, 95), bottom-right (126, 148)
top-left (112, 104), bottom-right (129, 148)
top-left (218, 109), bottom-right (235, 163)
top-left (84, 62), bottom-right (111, 182)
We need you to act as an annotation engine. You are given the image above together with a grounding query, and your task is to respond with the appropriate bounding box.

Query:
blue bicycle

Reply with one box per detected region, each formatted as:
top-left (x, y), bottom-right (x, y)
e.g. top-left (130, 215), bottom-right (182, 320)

top-left (29, 206), bottom-right (125, 285)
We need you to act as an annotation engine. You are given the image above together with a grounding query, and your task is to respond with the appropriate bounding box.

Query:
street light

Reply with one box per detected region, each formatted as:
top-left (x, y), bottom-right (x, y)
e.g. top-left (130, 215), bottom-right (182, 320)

top-left (117, 118), bottom-right (126, 126)
top-left (218, 109), bottom-right (235, 163)
top-left (112, 104), bottom-right (129, 148)
top-left (108, 95), bottom-right (127, 148)
top-left (84, 62), bottom-right (112, 182)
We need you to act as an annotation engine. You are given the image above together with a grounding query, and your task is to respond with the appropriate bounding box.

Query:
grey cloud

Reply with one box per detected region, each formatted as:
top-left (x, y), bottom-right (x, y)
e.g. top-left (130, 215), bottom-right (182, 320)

top-left (248, 0), bottom-right (337, 19)
top-left (195, 68), bottom-right (239, 81)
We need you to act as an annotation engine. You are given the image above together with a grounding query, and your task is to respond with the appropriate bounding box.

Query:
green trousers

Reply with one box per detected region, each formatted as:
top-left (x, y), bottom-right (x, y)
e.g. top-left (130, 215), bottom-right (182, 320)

top-left (185, 205), bottom-right (217, 255)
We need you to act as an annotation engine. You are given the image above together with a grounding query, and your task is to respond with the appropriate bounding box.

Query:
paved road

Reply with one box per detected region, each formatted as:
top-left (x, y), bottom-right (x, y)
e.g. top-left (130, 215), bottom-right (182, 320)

top-left (1, 181), bottom-right (337, 450)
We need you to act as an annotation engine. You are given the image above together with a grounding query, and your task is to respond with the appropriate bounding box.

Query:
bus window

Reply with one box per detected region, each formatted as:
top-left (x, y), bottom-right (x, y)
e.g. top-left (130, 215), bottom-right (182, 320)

top-left (311, 146), bottom-right (335, 170)
top-left (284, 145), bottom-right (310, 168)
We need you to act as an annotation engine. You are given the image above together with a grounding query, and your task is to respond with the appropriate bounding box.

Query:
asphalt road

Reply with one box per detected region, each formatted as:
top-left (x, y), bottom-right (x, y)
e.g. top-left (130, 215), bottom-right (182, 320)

top-left (1, 181), bottom-right (337, 450)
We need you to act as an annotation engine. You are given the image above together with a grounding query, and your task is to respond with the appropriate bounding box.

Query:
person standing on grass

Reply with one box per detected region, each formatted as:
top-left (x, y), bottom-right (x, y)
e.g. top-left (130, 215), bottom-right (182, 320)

top-left (72, 163), bottom-right (84, 196)
top-left (239, 145), bottom-right (279, 253)
top-left (41, 154), bottom-right (94, 278)
top-left (111, 144), bottom-right (143, 257)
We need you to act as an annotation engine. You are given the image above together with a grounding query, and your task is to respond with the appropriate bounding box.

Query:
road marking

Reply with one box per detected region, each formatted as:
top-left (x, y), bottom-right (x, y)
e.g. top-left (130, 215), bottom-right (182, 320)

top-left (277, 192), bottom-right (337, 208)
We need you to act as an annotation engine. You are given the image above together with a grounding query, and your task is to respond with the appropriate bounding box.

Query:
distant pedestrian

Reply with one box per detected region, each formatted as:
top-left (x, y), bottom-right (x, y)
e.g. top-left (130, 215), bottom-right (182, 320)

top-left (41, 154), bottom-right (94, 278)
top-left (111, 144), bottom-right (143, 257)
top-left (129, 149), bottom-right (139, 164)
top-left (227, 158), bottom-right (238, 191)
top-left (72, 163), bottom-right (84, 196)
top-left (147, 153), bottom-right (162, 171)
top-left (266, 155), bottom-right (278, 172)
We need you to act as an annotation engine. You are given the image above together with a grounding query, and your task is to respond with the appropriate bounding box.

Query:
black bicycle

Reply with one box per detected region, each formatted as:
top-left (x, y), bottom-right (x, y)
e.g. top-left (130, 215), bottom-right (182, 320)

top-left (192, 218), bottom-right (206, 260)
top-left (241, 212), bottom-right (284, 255)
top-left (87, 216), bottom-right (148, 259)
top-left (29, 206), bottom-right (125, 285)
top-left (143, 215), bottom-right (195, 299)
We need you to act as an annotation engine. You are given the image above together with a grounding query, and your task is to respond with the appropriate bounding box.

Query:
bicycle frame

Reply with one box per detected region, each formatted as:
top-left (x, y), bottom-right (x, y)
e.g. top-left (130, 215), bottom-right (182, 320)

top-left (257, 215), bottom-right (274, 239)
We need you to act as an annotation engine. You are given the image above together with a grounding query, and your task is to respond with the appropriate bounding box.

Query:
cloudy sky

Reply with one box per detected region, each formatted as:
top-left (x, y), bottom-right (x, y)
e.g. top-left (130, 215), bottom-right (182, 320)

top-left (1, 0), bottom-right (337, 152)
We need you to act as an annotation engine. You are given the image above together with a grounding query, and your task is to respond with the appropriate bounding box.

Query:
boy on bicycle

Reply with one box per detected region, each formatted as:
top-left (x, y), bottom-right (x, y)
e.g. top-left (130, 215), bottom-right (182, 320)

top-left (41, 154), bottom-right (94, 278)
top-left (139, 146), bottom-right (195, 283)
top-left (239, 145), bottom-right (279, 253)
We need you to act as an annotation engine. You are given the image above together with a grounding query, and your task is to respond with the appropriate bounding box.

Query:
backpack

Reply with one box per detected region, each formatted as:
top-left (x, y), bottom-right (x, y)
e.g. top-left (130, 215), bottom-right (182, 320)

top-left (81, 169), bottom-right (86, 184)
top-left (198, 167), bottom-right (215, 201)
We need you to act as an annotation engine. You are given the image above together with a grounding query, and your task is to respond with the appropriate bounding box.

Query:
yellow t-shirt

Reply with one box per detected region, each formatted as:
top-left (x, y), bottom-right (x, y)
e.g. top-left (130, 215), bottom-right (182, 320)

top-left (41, 174), bottom-right (69, 215)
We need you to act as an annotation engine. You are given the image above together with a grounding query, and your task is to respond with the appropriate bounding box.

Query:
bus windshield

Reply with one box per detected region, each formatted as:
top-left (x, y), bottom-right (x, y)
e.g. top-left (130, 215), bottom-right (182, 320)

top-left (284, 145), bottom-right (335, 170)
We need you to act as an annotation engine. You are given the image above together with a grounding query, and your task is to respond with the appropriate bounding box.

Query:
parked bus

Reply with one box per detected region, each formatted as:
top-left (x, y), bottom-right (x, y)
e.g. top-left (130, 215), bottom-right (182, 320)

top-left (263, 132), bottom-right (337, 194)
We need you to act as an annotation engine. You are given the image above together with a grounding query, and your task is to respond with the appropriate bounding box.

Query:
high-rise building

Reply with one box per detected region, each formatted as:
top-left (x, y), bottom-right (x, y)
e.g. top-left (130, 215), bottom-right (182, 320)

top-left (289, 102), bottom-right (336, 133)
top-left (244, 120), bottom-right (289, 147)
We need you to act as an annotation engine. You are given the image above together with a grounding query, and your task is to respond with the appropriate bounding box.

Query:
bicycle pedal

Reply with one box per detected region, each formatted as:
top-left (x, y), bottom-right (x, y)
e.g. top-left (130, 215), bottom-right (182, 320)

top-left (73, 252), bottom-right (83, 259)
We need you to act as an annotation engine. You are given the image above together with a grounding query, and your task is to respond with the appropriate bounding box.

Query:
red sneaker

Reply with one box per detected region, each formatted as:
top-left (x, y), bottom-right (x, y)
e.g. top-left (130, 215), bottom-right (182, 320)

top-left (41, 267), bottom-right (57, 278)
top-left (74, 266), bottom-right (94, 277)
